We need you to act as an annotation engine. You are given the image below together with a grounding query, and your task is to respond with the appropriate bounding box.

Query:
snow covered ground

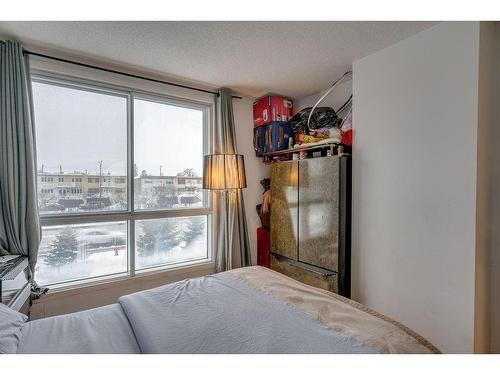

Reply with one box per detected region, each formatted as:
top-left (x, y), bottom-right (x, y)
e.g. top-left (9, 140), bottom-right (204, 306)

top-left (36, 221), bottom-right (208, 286)
top-left (136, 235), bottom-right (207, 269)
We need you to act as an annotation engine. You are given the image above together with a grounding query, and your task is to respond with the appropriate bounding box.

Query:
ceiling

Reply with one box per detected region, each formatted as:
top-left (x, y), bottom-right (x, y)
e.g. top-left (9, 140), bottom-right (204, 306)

top-left (0, 21), bottom-right (436, 98)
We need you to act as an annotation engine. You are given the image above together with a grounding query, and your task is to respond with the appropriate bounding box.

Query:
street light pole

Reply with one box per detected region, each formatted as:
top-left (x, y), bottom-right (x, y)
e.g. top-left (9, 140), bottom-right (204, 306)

top-left (98, 160), bottom-right (103, 207)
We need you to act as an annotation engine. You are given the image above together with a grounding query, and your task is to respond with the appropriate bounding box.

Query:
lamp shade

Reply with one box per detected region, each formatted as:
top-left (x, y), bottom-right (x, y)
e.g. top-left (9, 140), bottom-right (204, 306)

top-left (203, 154), bottom-right (247, 190)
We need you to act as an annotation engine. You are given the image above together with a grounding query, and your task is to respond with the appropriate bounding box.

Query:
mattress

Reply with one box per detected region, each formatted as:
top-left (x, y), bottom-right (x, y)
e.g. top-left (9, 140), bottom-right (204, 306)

top-left (4, 266), bottom-right (439, 354)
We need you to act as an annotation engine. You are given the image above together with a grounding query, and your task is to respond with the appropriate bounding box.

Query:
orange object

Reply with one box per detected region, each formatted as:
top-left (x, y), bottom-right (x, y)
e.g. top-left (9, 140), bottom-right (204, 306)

top-left (341, 129), bottom-right (353, 145)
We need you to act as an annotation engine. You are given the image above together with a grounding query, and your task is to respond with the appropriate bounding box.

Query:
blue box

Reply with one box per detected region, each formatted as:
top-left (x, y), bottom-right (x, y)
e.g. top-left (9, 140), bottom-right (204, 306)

top-left (253, 125), bottom-right (266, 156)
top-left (265, 121), bottom-right (293, 153)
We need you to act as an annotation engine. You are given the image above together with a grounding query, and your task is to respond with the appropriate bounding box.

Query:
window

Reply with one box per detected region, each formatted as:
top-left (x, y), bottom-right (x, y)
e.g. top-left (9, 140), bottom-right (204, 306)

top-left (36, 222), bottom-right (127, 285)
top-left (34, 80), bottom-right (127, 214)
top-left (134, 98), bottom-right (206, 210)
top-left (32, 75), bottom-right (212, 287)
top-left (135, 216), bottom-right (207, 270)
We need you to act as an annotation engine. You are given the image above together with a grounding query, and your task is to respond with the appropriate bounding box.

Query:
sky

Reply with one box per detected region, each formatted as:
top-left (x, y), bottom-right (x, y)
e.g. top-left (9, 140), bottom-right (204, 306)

top-left (33, 81), bottom-right (204, 177)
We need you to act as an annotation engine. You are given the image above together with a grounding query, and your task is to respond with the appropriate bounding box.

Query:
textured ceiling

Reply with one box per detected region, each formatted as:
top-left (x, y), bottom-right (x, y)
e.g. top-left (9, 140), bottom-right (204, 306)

top-left (0, 21), bottom-right (436, 98)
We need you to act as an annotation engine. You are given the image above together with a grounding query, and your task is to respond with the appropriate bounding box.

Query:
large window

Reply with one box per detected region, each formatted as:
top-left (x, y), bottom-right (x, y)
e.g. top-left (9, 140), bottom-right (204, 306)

top-left (32, 75), bottom-right (212, 287)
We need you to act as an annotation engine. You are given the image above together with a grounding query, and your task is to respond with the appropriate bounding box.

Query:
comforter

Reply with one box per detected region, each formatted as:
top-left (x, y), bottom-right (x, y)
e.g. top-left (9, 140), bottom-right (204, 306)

top-left (2, 266), bottom-right (439, 354)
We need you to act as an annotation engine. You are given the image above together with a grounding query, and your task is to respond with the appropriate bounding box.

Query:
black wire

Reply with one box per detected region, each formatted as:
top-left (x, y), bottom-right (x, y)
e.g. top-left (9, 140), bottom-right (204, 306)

top-left (336, 94), bottom-right (352, 115)
top-left (23, 50), bottom-right (243, 99)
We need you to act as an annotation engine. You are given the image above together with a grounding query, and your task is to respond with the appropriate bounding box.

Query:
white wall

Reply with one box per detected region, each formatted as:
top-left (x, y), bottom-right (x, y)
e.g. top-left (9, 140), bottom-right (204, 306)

top-left (233, 97), bottom-right (270, 264)
top-left (351, 22), bottom-right (483, 353)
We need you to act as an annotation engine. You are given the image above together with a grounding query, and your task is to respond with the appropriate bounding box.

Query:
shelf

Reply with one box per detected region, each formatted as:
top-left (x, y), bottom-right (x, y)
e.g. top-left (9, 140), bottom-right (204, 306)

top-left (262, 141), bottom-right (349, 163)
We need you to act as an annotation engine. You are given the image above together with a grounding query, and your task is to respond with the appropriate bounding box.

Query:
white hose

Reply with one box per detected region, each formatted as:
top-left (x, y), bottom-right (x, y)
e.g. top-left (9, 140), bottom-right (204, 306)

top-left (306, 71), bottom-right (352, 132)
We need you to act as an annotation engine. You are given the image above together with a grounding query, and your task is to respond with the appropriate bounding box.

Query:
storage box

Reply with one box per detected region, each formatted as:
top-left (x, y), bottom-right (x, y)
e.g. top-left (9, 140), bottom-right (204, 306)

top-left (253, 125), bottom-right (266, 157)
top-left (265, 121), bottom-right (293, 153)
top-left (253, 95), bottom-right (294, 127)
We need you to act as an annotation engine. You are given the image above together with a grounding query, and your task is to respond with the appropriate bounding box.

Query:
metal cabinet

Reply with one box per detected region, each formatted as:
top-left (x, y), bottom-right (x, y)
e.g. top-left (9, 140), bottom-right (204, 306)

top-left (270, 156), bottom-right (351, 297)
top-left (298, 157), bottom-right (340, 271)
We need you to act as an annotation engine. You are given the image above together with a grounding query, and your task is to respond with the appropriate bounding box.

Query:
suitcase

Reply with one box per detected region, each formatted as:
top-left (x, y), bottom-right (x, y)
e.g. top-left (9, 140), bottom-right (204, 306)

top-left (265, 121), bottom-right (293, 152)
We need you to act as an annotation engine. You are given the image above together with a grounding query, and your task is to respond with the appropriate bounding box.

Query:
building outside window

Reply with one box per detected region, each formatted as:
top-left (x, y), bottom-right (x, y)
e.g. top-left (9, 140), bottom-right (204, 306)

top-left (32, 74), bottom-right (212, 287)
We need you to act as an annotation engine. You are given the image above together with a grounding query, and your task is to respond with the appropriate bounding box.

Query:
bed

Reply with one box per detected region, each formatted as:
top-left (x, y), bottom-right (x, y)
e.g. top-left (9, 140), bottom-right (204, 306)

top-left (0, 266), bottom-right (440, 354)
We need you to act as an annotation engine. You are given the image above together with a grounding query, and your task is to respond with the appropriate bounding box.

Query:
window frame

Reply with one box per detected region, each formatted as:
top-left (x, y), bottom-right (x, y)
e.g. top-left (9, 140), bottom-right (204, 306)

top-left (32, 71), bottom-right (214, 288)
top-left (132, 91), bottom-right (210, 213)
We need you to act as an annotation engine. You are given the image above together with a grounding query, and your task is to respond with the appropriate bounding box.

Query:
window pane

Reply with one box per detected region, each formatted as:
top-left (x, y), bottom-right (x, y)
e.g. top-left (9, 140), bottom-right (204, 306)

top-left (33, 81), bottom-right (128, 214)
top-left (36, 222), bottom-right (128, 285)
top-left (134, 98), bottom-right (205, 210)
top-left (135, 216), bottom-right (208, 269)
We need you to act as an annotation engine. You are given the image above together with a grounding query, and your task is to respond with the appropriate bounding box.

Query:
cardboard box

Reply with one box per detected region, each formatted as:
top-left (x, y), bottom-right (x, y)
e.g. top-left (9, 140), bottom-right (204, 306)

top-left (264, 121), bottom-right (293, 152)
top-left (253, 95), bottom-right (294, 127)
top-left (253, 125), bottom-right (266, 157)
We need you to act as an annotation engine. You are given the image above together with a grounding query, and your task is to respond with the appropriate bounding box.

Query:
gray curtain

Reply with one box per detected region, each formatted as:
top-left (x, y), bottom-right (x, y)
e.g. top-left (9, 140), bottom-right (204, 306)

top-left (0, 41), bottom-right (41, 275)
top-left (213, 88), bottom-right (251, 272)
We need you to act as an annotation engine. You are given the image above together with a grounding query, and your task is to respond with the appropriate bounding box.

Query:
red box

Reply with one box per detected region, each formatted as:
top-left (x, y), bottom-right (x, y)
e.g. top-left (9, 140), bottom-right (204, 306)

top-left (253, 95), bottom-right (294, 127)
top-left (257, 227), bottom-right (270, 268)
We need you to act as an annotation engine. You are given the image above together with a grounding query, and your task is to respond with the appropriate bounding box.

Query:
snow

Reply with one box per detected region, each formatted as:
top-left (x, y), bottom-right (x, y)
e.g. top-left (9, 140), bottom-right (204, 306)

top-left (136, 235), bottom-right (207, 269)
top-left (35, 219), bottom-right (208, 286)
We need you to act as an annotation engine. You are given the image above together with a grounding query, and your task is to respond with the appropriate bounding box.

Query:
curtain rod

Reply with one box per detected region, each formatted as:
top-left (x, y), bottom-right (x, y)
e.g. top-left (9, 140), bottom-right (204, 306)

top-left (22, 49), bottom-right (243, 99)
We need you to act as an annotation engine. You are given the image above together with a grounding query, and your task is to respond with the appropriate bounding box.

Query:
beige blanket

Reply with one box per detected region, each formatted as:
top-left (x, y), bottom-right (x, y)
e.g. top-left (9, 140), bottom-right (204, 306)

top-left (230, 266), bottom-right (440, 354)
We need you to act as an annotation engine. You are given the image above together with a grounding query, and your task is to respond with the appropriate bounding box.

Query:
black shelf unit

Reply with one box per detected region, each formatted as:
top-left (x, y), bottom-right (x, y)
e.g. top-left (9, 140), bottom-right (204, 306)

top-left (263, 142), bottom-right (351, 163)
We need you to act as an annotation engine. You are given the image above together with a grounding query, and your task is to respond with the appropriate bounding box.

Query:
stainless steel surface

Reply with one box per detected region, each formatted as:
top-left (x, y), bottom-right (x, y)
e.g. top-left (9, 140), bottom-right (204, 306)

top-left (271, 253), bottom-right (336, 276)
top-left (270, 161), bottom-right (298, 260)
top-left (298, 157), bottom-right (340, 271)
top-left (269, 155), bottom-right (350, 297)
top-left (270, 253), bottom-right (338, 293)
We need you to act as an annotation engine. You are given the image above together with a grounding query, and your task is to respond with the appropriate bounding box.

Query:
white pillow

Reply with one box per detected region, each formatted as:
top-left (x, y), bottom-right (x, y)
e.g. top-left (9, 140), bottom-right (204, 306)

top-left (0, 303), bottom-right (28, 354)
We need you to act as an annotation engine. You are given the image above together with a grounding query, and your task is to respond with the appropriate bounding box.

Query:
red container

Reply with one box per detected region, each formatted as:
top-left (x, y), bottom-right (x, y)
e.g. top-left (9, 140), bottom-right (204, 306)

top-left (257, 227), bottom-right (270, 268)
top-left (253, 95), bottom-right (294, 127)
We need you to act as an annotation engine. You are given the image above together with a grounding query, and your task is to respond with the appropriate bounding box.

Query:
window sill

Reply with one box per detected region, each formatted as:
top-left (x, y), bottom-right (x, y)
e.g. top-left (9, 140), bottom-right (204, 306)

top-left (34, 259), bottom-right (215, 302)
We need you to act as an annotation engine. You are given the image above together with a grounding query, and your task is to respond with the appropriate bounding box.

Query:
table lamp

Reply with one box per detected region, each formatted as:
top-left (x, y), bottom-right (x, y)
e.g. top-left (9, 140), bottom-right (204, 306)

top-left (203, 154), bottom-right (247, 191)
